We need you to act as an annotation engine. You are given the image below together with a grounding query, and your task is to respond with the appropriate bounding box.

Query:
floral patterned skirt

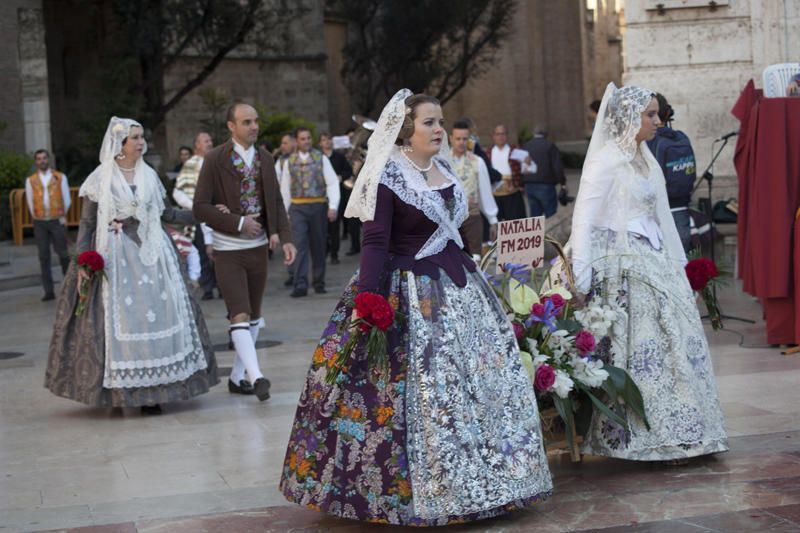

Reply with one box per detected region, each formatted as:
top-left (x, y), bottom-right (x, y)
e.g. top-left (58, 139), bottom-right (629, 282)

top-left (581, 231), bottom-right (729, 460)
top-left (280, 268), bottom-right (552, 526)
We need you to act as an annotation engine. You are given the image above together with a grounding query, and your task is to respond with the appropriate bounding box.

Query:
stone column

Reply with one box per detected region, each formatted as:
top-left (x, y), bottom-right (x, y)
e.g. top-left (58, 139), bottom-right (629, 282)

top-left (18, 5), bottom-right (52, 154)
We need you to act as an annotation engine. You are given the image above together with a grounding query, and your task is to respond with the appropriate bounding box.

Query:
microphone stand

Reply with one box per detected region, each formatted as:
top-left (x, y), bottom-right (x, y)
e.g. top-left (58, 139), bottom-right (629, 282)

top-left (695, 136), bottom-right (754, 325)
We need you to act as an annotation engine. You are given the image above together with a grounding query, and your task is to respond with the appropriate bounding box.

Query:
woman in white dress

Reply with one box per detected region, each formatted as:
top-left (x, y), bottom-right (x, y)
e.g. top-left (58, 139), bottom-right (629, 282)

top-left (45, 117), bottom-right (218, 414)
top-left (569, 83), bottom-right (728, 461)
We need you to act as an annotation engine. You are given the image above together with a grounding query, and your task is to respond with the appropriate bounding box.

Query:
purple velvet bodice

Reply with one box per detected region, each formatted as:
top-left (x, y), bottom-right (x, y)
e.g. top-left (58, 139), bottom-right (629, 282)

top-left (358, 183), bottom-right (476, 293)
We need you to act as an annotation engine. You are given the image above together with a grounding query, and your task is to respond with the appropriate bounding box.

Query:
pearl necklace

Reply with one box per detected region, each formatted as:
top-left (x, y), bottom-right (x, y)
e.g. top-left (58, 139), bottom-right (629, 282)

top-left (401, 151), bottom-right (433, 175)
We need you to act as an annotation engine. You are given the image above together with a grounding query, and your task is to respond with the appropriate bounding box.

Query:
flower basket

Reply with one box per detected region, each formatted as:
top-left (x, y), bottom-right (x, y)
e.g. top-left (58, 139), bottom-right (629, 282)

top-left (481, 236), bottom-right (649, 464)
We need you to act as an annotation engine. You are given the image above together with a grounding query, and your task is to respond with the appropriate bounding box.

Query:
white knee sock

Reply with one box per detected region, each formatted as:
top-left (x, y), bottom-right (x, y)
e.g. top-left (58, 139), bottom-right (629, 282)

top-left (250, 317), bottom-right (263, 343)
top-left (230, 322), bottom-right (264, 382)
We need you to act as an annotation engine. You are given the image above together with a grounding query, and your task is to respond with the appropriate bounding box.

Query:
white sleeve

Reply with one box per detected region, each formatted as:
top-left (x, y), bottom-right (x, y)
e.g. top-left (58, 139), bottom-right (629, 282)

top-left (172, 188), bottom-right (193, 210)
top-left (201, 223), bottom-right (213, 246)
top-left (187, 245), bottom-right (201, 281)
top-left (322, 156), bottom-right (340, 210)
top-left (521, 159), bottom-right (537, 174)
top-left (61, 175), bottom-right (71, 213)
top-left (476, 159), bottom-right (498, 225)
top-left (279, 161), bottom-right (291, 212)
top-left (569, 161), bottom-right (613, 293)
top-left (25, 179), bottom-right (34, 216)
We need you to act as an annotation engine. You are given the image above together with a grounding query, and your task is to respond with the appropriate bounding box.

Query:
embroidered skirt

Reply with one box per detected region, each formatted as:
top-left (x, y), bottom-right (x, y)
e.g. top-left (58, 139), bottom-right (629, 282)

top-left (581, 231), bottom-right (729, 460)
top-left (280, 268), bottom-right (552, 525)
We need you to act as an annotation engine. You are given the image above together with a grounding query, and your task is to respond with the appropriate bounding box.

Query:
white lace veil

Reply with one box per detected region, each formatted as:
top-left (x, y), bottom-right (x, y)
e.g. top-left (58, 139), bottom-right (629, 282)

top-left (79, 116), bottom-right (166, 266)
top-left (567, 82), bottom-right (685, 292)
top-left (344, 88), bottom-right (454, 222)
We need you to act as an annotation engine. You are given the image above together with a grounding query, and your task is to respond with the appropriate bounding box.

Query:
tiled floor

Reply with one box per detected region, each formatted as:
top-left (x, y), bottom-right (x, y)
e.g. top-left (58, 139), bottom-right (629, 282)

top-left (1, 251), bottom-right (798, 533)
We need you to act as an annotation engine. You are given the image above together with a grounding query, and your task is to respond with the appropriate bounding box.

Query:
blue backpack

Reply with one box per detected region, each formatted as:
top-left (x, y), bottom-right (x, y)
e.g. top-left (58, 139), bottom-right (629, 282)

top-left (647, 127), bottom-right (697, 208)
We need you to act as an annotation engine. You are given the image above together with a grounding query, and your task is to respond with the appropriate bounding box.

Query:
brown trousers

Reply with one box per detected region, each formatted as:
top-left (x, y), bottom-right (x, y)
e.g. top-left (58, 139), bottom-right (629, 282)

top-left (214, 244), bottom-right (268, 320)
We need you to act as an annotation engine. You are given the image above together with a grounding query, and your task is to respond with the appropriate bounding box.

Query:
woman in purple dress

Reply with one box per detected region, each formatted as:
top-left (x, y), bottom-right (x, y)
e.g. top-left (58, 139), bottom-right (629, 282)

top-left (280, 90), bottom-right (552, 526)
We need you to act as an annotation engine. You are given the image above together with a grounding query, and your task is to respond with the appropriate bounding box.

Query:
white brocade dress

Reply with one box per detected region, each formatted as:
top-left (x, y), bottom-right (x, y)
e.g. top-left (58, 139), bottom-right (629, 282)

top-left (580, 175), bottom-right (729, 461)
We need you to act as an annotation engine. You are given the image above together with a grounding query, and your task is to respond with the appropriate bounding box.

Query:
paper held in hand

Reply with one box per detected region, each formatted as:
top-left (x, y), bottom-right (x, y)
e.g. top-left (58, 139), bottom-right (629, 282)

top-left (509, 148), bottom-right (530, 163)
top-left (496, 216), bottom-right (545, 274)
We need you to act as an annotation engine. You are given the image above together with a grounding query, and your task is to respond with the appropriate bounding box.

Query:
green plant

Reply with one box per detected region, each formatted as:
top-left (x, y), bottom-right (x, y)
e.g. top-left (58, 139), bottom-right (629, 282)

top-left (0, 150), bottom-right (34, 239)
top-left (253, 104), bottom-right (317, 150)
top-left (517, 124), bottom-right (533, 145)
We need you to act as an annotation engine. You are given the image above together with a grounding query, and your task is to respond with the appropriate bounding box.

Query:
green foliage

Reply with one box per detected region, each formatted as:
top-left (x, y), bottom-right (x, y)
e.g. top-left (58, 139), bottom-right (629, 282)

top-left (517, 125), bottom-right (533, 146)
top-left (0, 151), bottom-right (33, 194)
top-left (0, 150), bottom-right (33, 239)
top-left (253, 104), bottom-right (317, 150)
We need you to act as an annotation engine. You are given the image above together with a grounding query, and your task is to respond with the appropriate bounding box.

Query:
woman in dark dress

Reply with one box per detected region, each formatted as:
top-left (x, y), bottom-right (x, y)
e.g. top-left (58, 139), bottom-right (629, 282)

top-left (45, 117), bottom-right (218, 414)
top-left (279, 91), bottom-right (552, 525)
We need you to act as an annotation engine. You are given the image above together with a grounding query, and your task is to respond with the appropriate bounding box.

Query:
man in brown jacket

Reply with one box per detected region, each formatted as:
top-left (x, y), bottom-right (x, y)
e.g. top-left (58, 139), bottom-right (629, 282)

top-left (194, 102), bottom-right (296, 402)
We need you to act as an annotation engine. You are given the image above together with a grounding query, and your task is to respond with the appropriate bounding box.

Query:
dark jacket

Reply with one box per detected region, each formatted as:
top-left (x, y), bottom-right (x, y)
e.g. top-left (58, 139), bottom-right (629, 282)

top-left (194, 139), bottom-right (292, 244)
top-left (520, 136), bottom-right (565, 186)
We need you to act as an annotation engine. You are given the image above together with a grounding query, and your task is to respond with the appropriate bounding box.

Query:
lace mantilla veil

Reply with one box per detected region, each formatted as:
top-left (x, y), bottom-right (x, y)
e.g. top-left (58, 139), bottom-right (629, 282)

top-left (344, 88), bottom-right (455, 223)
top-left (79, 116), bottom-right (166, 267)
top-left (567, 82), bottom-right (686, 292)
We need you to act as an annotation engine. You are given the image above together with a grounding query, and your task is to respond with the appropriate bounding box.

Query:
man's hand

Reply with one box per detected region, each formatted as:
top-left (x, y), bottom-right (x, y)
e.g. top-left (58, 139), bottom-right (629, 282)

top-left (328, 208), bottom-right (337, 222)
top-left (489, 224), bottom-right (497, 243)
top-left (282, 243), bottom-right (297, 266)
top-left (206, 245), bottom-right (214, 262)
top-left (215, 204), bottom-right (230, 214)
top-left (240, 214), bottom-right (262, 238)
top-left (268, 233), bottom-right (280, 250)
top-left (59, 216), bottom-right (67, 226)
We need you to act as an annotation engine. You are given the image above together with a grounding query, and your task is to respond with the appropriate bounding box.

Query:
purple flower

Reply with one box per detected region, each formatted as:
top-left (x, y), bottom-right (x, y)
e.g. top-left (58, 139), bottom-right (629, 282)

top-left (501, 262), bottom-right (532, 284)
top-left (526, 299), bottom-right (559, 332)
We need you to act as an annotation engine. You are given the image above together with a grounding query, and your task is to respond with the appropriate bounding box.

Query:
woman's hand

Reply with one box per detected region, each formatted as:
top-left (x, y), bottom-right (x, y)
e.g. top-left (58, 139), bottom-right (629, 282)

top-left (76, 267), bottom-right (90, 286)
top-left (215, 204), bottom-right (231, 214)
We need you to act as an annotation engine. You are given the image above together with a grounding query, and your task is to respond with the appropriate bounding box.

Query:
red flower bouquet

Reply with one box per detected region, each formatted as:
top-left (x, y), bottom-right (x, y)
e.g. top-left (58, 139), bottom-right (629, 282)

top-left (325, 292), bottom-right (398, 385)
top-left (685, 257), bottom-right (722, 330)
top-left (75, 250), bottom-right (107, 317)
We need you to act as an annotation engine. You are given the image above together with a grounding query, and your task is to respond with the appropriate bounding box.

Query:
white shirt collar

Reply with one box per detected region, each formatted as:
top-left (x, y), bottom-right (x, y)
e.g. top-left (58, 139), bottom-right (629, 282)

top-left (38, 168), bottom-right (53, 180)
top-left (232, 139), bottom-right (255, 167)
top-left (297, 150), bottom-right (311, 161)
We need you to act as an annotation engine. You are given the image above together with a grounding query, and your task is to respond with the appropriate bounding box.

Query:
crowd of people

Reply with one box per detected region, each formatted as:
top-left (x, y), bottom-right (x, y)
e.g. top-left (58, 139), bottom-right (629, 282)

top-left (32, 83), bottom-right (727, 527)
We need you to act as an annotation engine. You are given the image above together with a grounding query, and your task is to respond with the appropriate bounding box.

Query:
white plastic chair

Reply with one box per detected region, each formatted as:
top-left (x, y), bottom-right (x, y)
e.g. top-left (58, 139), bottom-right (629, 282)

top-left (762, 63), bottom-right (800, 97)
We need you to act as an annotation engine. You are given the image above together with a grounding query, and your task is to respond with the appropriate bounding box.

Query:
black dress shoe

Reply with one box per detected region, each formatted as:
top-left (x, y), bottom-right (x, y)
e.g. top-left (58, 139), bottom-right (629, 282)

top-left (345, 249), bottom-right (360, 256)
top-left (290, 288), bottom-right (308, 298)
top-left (330, 256), bottom-right (340, 265)
top-left (253, 377), bottom-right (271, 401)
top-left (284, 277), bottom-right (294, 287)
top-left (228, 378), bottom-right (255, 395)
top-left (42, 293), bottom-right (55, 302)
top-left (201, 292), bottom-right (214, 300)
top-left (314, 286), bottom-right (327, 294)
top-left (140, 404), bottom-right (163, 415)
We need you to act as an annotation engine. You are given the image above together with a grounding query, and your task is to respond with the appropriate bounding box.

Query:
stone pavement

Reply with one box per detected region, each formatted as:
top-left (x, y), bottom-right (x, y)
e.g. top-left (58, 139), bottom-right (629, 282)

top-left (1, 217), bottom-right (798, 532)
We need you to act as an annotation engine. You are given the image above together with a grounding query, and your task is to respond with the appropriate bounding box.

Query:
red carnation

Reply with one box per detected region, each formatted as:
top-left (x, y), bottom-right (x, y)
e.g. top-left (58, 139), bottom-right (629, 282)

top-left (575, 330), bottom-right (596, 356)
top-left (531, 303), bottom-right (545, 317)
top-left (547, 293), bottom-right (566, 311)
top-left (354, 292), bottom-right (395, 332)
top-left (77, 250), bottom-right (104, 272)
top-left (685, 257), bottom-right (718, 291)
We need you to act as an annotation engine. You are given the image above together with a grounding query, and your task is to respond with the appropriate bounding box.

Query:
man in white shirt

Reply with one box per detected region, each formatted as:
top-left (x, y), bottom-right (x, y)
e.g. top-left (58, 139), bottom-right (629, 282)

top-left (450, 120), bottom-right (499, 256)
top-left (25, 149), bottom-right (71, 301)
top-left (173, 132), bottom-right (217, 299)
top-left (279, 127), bottom-right (340, 297)
top-left (489, 125), bottom-right (536, 221)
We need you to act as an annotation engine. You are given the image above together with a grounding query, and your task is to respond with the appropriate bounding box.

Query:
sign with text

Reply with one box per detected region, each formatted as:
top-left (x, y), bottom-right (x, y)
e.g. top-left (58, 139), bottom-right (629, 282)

top-left (496, 216), bottom-right (545, 273)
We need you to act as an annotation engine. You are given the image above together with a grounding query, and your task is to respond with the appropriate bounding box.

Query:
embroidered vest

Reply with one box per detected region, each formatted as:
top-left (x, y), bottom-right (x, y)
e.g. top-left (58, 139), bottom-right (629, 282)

top-left (28, 171), bottom-right (66, 219)
top-left (230, 149), bottom-right (263, 216)
top-left (452, 152), bottom-right (481, 216)
top-left (489, 146), bottom-right (522, 196)
top-left (288, 150), bottom-right (326, 200)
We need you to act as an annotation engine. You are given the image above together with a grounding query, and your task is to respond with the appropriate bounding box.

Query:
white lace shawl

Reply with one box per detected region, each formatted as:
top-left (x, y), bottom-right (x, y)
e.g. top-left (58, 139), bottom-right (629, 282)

top-left (79, 117), bottom-right (166, 267)
top-left (567, 83), bottom-right (685, 293)
top-left (380, 147), bottom-right (468, 260)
